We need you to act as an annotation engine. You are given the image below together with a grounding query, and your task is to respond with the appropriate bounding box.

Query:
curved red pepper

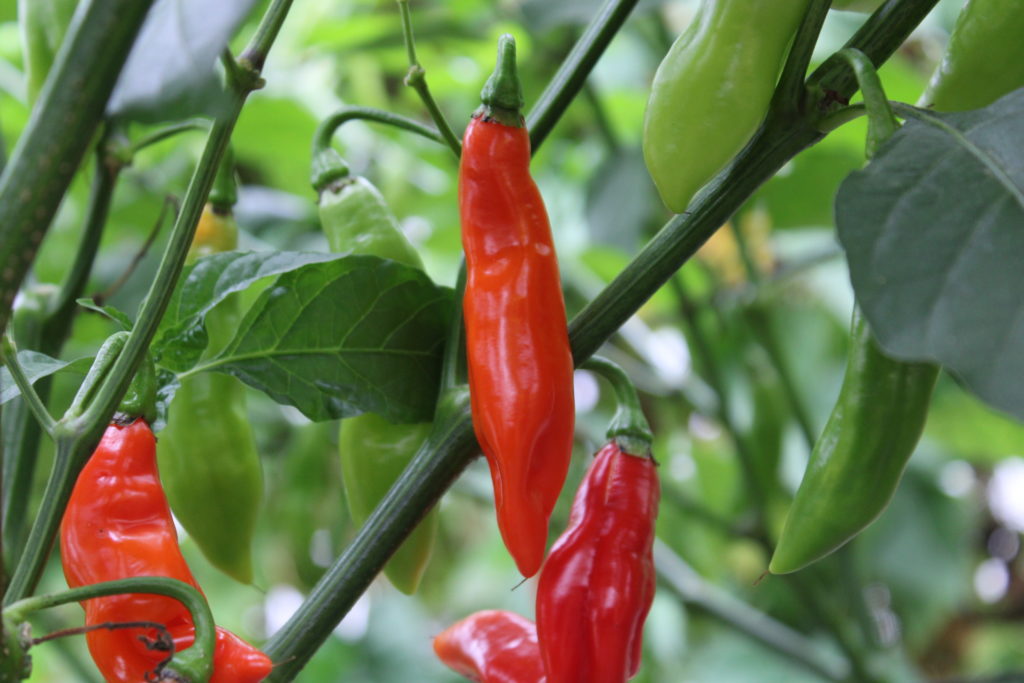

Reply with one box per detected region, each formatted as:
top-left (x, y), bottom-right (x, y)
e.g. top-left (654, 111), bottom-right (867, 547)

top-left (60, 418), bottom-right (272, 682)
top-left (536, 442), bottom-right (660, 683)
top-left (433, 610), bottom-right (546, 683)
top-left (459, 48), bottom-right (575, 577)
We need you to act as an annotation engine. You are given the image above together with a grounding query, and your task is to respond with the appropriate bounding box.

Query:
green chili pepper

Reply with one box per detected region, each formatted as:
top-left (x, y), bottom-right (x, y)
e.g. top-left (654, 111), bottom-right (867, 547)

top-left (769, 312), bottom-right (938, 574)
top-left (313, 145), bottom-right (437, 594)
top-left (918, 0), bottom-right (1024, 112)
top-left (642, 0), bottom-right (812, 212)
top-left (157, 203), bottom-right (263, 585)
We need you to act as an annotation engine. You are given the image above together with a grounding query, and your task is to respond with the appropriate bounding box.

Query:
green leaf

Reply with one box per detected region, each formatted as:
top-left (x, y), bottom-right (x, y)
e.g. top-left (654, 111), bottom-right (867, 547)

top-left (196, 255), bottom-right (451, 423)
top-left (836, 89), bottom-right (1024, 420)
top-left (156, 250), bottom-right (337, 372)
top-left (0, 351), bottom-right (91, 405)
top-left (75, 298), bottom-right (133, 330)
top-left (106, 0), bottom-right (260, 123)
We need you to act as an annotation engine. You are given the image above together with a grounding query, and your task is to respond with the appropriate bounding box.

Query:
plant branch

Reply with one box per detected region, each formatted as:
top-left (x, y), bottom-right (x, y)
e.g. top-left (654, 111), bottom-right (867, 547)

top-left (0, 0), bottom-right (157, 337)
top-left (0, 340), bottom-right (56, 436)
top-left (396, 0), bottom-right (462, 156)
top-left (526, 0), bottom-right (639, 150)
top-left (312, 106), bottom-right (449, 157)
top-left (654, 540), bottom-right (850, 681)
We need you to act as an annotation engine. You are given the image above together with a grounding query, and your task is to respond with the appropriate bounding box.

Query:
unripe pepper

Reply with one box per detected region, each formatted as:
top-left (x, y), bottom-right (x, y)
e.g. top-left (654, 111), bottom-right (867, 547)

top-left (433, 610), bottom-right (545, 683)
top-left (918, 0), bottom-right (1024, 112)
top-left (312, 126), bottom-right (438, 594)
top-left (643, 0), bottom-right (812, 212)
top-left (158, 201), bottom-right (264, 585)
top-left (460, 35), bottom-right (575, 578)
top-left (768, 313), bottom-right (937, 574)
top-left (536, 358), bottom-right (659, 683)
top-left (61, 414), bottom-right (271, 681)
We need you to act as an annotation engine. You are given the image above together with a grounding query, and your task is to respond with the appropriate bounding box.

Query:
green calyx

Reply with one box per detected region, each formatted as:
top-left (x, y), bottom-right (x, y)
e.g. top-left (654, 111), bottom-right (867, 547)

top-left (478, 33), bottom-right (525, 128)
top-left (311, 148), bottom-right (352, 195)
top-left (582, 356), bottom-right (653, 456)
top-left (117, 351), bottom-right (157, 425)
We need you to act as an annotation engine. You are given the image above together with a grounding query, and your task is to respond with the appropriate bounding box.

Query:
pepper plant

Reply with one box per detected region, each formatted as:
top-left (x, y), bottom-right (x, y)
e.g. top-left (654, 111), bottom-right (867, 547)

top-left (1, 0), bottom-right (1023, 681)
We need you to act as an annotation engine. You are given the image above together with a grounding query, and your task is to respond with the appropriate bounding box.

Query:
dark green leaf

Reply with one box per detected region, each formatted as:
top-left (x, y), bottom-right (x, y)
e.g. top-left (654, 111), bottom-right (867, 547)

top-left (151, 367), bottom-right (180, 433)
top-left (836, 89), bottom-right (1024, 420)
top-left (106, 0), bottom-right (260, 123)
top-left (196, 255), bottom-right (451, 423)
top-left (0, 351), bottom-right (91, 404)
top-left (156, 250), bottom-right (337, 372)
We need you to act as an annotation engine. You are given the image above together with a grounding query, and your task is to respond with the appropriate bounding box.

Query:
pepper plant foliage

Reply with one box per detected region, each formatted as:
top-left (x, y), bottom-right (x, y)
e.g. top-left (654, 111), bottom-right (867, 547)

top-left (2, 0), bottom-right (1024, 681)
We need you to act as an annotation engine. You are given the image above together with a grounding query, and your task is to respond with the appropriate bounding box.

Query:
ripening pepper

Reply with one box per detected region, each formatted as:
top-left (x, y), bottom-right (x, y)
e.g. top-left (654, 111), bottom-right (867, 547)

top-left (61, 417), bottom-right (272, 682)
top-left (536, 441), bottom-right (659, 683)
top-left (158, 202), bottom-right (264, 585)
top-left (312, 129), bottom-right (438, 594)
top-left (460, 35), bottom-right (575, 578)
top-left (433, 610), bottom-right (546, 683)
top-left (643, 0), bottom-right (812, 212)
top-left (918, 0), bottom-right (1024, 112)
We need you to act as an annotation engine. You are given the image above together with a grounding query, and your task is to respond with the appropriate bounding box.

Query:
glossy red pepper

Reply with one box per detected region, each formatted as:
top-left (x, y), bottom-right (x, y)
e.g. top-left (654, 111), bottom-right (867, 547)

top-left (433, 610), bottom-right (546, 683)
top-left (460, 35), bottom-right (575, 578)
top-left (536, 442), bottom-right (660, 683)
top-left (60, 418), bottom-right (273, 682)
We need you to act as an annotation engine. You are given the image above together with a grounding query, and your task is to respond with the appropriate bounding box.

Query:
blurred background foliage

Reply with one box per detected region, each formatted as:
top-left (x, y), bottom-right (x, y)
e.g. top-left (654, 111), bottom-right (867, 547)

top-left (1, 0), bottom-right (1022, 680)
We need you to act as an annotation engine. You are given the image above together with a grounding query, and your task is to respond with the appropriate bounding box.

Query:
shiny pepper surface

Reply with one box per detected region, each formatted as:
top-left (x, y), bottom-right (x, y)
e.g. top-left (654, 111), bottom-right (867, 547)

top-left (643, 0), bottom-right (812, 212)
top-left (61, 418), bottom-right (272, 682)
top-left (460, 36), bottom-right (575, 578)
top-left (434, 610), bottom-right (545, 683)
top-left (536, 442), bottom-right (660, 682)
top-left (158, 204), bottom-right (264, 584)
top-left (918, 0), bottom-right (1024, 112)
top-left (769, 313), bottom-right (938, 574)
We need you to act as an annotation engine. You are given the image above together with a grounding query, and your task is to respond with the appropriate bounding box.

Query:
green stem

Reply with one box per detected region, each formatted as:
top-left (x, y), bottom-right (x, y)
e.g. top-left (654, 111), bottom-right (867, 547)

top-left (654, 540), bottom-right (850, 682)
top-left (671, 277), bottom-right (769, 537)
top-left (742, 304), bottom-right (818, 450)
top-left (526, 0), bottom-right (640, 150)
top-left (0, 0), bottom-right (156, 337)
top-left (817, 103), bottom-right (868, 133)
top-left (263, 400), bottom-right (478, 680)
top-left (260, 1), bottom-right (939, 673)
top-left (770, 0), bottom-right (832, 117)
top-left (581, 356), bottom-right (652, 454)
top-left (0, 339), bottom-right (56, 436)
top-left (3, 0), bottom-right (296, 606)
top-left (130, 120), bottom-right (209, 156)
top-left (396, 0), bottom-right (462, 156)
top-left (209, 143), bottom-right (237, 210)
top-left (837, 48), bottom-right (899, 158)
top-left (6, 577), bottom-right (215, 683)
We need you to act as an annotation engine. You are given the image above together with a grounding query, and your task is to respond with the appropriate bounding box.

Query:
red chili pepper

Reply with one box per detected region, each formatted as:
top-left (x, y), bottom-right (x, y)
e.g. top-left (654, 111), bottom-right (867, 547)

top-left (433, 610), bottom-right (546, 683)
top-left (536, 442), bottom-right (660, 683)
top-left (60, 418), bottom-right (273, 683)
top-left (460, 35), bottom-right (575, 578)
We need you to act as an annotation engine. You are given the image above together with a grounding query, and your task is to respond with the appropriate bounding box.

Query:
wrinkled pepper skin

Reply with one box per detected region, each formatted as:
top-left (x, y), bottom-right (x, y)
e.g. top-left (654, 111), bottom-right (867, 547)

top-left (317, 164), bottom-right (438, 595)
top-left (536, 442), bottom-right (660, 683)
top-left (769, 313), bottom-right (938, 574)
top-left (158, 204), bottom-right (263, 584)
top-left (460, 111), bottom-right (575, 578)
top-left (338, 413), bottom-right (435, 594)
top-left (642, 0), bottom-right (812, 212)
top-left (918, 0), bottom-right (1024, 112)
top-left (434, 610), bottom-right (546, 683)
top-left (61, 418), bottom-right (272, 682)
